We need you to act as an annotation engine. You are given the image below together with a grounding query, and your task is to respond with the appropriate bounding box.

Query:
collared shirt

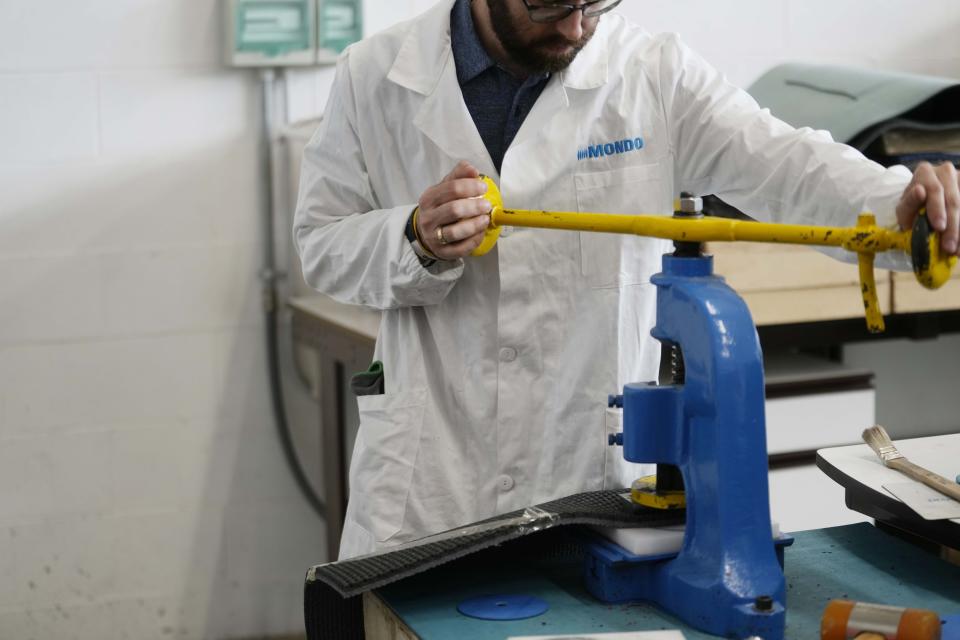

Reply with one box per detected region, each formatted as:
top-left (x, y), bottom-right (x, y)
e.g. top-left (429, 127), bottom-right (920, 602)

top-left (450, 0), bottom-right (550, 172)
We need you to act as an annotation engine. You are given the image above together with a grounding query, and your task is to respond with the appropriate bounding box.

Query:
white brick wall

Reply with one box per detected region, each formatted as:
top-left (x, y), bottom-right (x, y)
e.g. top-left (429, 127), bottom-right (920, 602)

top-left (0, 1), bottom-right (324, 639)
top-left (290, 0), bottom-right (960, 118)
top-left (0, 0), bottom-right (958, 639)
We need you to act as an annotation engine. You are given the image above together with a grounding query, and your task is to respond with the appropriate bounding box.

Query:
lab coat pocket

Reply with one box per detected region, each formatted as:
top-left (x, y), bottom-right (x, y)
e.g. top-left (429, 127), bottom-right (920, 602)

top-left (575, 163), bottom-right (667, 289)
top-left (351, 387), bottom-right (427, 543)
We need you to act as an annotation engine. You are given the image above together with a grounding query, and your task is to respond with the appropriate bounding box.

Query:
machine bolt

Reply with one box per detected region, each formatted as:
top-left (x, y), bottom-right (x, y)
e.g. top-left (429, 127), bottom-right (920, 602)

top-left (607, 394), bottom-right (623, 408)
top-left (608, 433), bottom-right (623, 446)
top-left (679, 196), bottom-right (703, 214)
top-left (678, 192), bottom-right (704, 215)
top-left (754, 595), bottom-right (774, 612)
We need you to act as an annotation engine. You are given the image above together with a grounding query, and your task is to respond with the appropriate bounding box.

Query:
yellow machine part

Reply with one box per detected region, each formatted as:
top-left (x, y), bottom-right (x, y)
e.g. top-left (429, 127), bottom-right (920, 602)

top-left (630, 475), bottom-right (687, 510)
top-left (914, 212), bottom-right (958, 289)
top-left (472, 176), bottom-right (956, 333)
top-left (474, 176), bottom-right (502, 256)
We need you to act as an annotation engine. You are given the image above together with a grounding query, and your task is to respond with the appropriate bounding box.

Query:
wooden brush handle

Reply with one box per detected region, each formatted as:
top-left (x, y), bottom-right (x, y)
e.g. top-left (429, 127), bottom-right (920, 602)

top-left (887, 457), bottom-right (960, 502)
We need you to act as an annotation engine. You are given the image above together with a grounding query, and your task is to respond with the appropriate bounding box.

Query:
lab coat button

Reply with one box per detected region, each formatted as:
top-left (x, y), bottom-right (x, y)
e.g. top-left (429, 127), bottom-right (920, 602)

top-left (499, 347), bottom-right (517, 362)
top-left (498, 475), bottom-right (514, 491)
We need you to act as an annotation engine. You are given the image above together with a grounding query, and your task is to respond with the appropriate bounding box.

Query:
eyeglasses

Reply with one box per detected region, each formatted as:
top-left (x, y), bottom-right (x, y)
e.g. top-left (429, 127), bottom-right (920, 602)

top-left (521, 0), bottom-right (622, 23)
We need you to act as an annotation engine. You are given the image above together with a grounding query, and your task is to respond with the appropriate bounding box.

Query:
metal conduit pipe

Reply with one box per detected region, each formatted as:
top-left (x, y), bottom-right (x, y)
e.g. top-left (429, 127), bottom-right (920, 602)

top-left (258, 68), bottom-right (327, 520)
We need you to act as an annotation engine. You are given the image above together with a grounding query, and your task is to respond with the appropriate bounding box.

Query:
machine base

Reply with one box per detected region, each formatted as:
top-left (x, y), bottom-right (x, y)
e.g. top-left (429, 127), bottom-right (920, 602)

top-left (583, 532), bottom-right (794, 639)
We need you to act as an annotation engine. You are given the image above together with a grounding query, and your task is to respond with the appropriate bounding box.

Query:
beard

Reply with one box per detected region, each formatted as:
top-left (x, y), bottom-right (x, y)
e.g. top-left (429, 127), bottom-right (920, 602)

top-left (486, 0), bottom-right (595, 74)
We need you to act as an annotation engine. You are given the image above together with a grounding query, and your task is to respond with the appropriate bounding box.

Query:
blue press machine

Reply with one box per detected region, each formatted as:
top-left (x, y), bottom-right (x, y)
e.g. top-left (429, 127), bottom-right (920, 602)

top-left (590, 247), bottom-right (789, 639)
top-left (368, 198), bottom-right (960, 639)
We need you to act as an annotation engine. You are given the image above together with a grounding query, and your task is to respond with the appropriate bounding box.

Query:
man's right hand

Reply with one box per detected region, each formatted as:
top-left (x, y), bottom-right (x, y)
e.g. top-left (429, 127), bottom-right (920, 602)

top-left (416, 161), bottom-right (492, 260)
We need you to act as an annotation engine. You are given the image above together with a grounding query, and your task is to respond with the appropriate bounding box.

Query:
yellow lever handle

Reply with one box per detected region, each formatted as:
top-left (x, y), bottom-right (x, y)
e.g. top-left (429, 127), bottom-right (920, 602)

top-left (471, 177), bottom-right (955, 332)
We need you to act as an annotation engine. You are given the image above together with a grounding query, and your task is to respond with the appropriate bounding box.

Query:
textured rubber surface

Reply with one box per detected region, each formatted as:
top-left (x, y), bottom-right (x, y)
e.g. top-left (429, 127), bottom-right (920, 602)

top-left (303, 489), bottom-right (685, 639)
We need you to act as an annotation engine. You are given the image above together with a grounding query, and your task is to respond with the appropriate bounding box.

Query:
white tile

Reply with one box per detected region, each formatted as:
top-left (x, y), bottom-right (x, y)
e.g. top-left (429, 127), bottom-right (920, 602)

top-left (176, 420), bottom-right (243, 510)
top-left (0, 0), bottom-right (221, 72)
top-left (0, 349), bottom-right (7, 430)
top-left (198, 327), bottom-right (328, 503)
top-left (209, 327), bottom-right (274, 425)
top-left (223, 502), bottom-right (325, 587)
top-left (100, 243), bottom-right (262, 336)
top-left (0, 602), bottom-right (117, 640)
top-left (0, 334), bottom-right (220, 435)
top-left (106, 510), bottom-right (226, 598)
top-left (364, 0), bottom-right (414, 38)
top-left (108, 593), bottom-right (204, 640)
top-left (623, 1), bottom-right (786, 57)
top-left (784, 0), bottom-right (960, 60)
top-left (178, 415), bottom-right (306, 508)
top-left (0, 514), bottom-right (116, 611)
top-left (0, 74), bottom-right (98, 167)
top-left (98, 70), bottom-right (257, 159)
top-left (198, 139), bottom-right (265, 247)
top-left (408, 0), bottom-right (438, 22)
top-left (0, 143), bottom-right (261, 259)
top-left (110, 425), bottom-right (186, 513)
top-left (0, 523), bottom-right (21, 609)
top-left (0, 253), bottom-right (107, 345)
top-left (228, 427), bottom-right (319, 503)
top-left (0, 164), bottom-right (115, 259)
top-left (217, 580), bottom-right (307, 638)
top-left (0, 439), bottom-right (55, 519)
top-left (284, 69), bottom-right (320, 123)
top-left (0, 432), bottom-right (112, 520)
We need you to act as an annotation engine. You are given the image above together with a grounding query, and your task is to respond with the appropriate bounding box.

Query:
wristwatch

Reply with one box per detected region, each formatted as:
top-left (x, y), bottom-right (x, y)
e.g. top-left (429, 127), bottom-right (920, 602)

top-left (404, 208), bottom-right (437, 268)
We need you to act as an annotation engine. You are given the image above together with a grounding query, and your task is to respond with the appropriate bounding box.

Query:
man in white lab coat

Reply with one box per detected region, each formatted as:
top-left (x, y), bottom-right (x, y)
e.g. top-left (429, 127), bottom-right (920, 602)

top-left (294, 0), bottom-right (960, 559)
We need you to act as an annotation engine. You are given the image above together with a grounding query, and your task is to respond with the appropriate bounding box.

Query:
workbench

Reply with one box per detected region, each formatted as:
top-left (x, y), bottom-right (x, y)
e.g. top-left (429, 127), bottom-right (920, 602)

top-left (365, 523), bottom-right (960, 639)
top-left (289, 294), bottom-right (379, 559)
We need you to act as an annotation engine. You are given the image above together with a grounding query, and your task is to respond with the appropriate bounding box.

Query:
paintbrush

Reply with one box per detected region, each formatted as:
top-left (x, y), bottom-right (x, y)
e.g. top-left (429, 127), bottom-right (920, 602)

top-left (862, 425), bottom-right (960, 503)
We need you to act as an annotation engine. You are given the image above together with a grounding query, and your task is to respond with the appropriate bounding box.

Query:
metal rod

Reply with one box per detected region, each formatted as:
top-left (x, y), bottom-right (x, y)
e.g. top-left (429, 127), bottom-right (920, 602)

top-left (492, 207), bottom-right (911, 255)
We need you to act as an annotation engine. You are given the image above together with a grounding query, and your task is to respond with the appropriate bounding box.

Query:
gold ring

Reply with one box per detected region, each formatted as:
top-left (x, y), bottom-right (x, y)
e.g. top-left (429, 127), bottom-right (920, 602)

top-left (437, 226), bottom-right (449, 245)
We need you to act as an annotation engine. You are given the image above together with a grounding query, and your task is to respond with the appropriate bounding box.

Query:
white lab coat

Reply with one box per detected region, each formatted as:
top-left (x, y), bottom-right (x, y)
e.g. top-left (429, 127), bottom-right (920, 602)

top-left (294, 0), bottom-right (911, 559)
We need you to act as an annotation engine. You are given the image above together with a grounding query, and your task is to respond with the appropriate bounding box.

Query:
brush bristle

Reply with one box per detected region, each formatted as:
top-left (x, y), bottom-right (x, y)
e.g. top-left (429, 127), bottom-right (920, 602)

top-left (862, 424), bottom-right (891, 450)
top-left (862, 425), bottom-right (903, 463)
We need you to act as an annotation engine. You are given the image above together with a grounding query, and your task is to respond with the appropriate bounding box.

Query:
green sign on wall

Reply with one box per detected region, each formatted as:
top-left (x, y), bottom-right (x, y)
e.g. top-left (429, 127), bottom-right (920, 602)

top-left (226, 0), bottom-right (317, 66)
top-left (235, 0), bottom-right (313, 56)
top-left (318, 0), bottom-right (363, 58)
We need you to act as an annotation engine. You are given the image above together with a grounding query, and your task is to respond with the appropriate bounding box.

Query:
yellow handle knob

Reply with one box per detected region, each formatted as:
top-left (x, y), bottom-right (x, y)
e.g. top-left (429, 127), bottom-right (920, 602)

top-left (472, 176), bottom-right (503, 257)
top-left (911, 208), bottom-right (957, 289)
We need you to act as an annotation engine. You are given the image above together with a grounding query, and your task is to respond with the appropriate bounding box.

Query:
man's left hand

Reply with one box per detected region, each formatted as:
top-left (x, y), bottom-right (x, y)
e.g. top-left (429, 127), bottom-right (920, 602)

top-left (895, 161), bottom-right (959, 256)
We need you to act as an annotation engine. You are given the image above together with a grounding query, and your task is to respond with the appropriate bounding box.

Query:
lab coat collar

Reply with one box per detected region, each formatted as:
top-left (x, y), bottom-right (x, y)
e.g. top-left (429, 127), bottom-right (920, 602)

top-left (387, 0), bottom-right (611, 95)
top-left (387, 0), bottom-right (458, 96)
top-left (394, 0), bottom-right (497, 176)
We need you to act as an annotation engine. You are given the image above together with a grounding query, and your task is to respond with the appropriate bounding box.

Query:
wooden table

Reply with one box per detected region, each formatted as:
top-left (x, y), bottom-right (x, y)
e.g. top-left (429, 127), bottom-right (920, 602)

top-left (289, 294), bottom-right (379, 559)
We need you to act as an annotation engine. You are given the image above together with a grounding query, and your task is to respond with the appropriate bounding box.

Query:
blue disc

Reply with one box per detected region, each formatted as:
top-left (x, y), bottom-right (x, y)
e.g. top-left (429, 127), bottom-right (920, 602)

top-left (457, 594), bottom-right (549, 621)
top-left (942, 613), bottom-right (960, 640)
